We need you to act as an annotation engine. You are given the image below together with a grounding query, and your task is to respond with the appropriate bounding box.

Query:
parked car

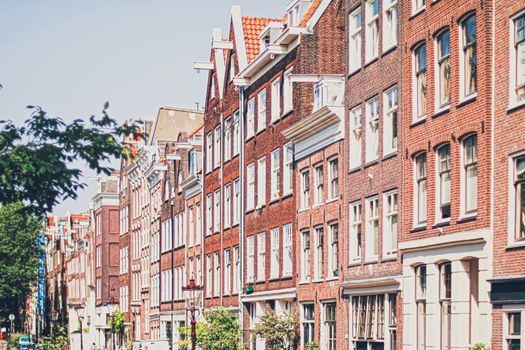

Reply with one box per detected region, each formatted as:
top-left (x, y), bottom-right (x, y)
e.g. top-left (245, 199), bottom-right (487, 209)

top-left (18, 335), bottom-right (35, 350)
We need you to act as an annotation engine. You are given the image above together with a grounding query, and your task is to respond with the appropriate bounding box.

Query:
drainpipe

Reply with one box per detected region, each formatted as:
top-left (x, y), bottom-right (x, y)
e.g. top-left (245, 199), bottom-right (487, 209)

top-left (220, 113), bottom-right (225, 307)
top-left (238, 86), bottom-right (246, 348)
top-left (488, 0), bottom-right (495, 343)
top-left (170, 199), bottom-right (175, 348)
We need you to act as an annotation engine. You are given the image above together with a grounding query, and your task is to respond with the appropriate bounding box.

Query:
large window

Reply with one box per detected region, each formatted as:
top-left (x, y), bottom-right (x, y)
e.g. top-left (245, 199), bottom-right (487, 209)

top-left (283, 68), bottom-right (294, 113)
top-left (383, 190), bottom-right (398, 257)
top-left (513, 154), bottom-right (525, 242)
top-left (283, 224), bottom-right (293, 277)
top-left (328, 157), bottom-right (339, 200)
top-left (314, 164), bottom-right (324, 205)
top-left (233, 246), bottom-right (240, 293)
top-left (414, 43), bottom-right (427, 119)
top-left (462, 135), bottom-right (478, 216)
top-left (414, 153), bottom-right (427, 226)
top-left (214, 125), bottom-right (221, 168)
top-left (224, 118), bottom-right (232, 162)
top-left (436, 30), bottom-right (451, 108)
top-left (283, 143), bottom-right (294, 196)
top-left (271, 78), bottom-right (281, 122)
top-left (213, 252), bottom-right (220, 297)
top-left (257, 89), bottom-right (267, 132)
top-left (213, 189), bottom-right (221, 233)
top-left (301, 230), bottom-right (311, 281)
top-left (247, 163), bottom-right (255, 211)
top-left (206, 193), bottom-right (212, 235)
top-left (351, 294), bottom-right (396, 350)
top-left (505, 311), bottom-right (523, 350)
top-left (365, 0), bottom-right (379, 62)
top-left (415, 265), bottom-right (427, 350)
top-left (365, 196), bottom-right (379, 261)
top-left (322, 302), bottom-right (337, 350)
top-left (270, 228), bottom-right (279, 279)
top-left (206, 132), bottom-right (213, 173)
top-left (206, 254), bottom-right (212, 297)
top-left (511, 13), bottom-right (525, 104)
top-left (439, 262), bottom-right (452, 350)
top-left (383, 0), bottom-right (398, 50)
top-left (247, 236), bottom-right (255, 282)
top-left (247, 98), bottom-right (255, 139)
top-left (384, 85), bottom-right (398, 155)
top-left (349, 7), bottom-right (363, 72)
top-left (271, 149), bottom-right (280, 200)
top-left (257, 157), bottom-right (266, 208)
top-left (350, 202), bottom-right (362, 263)
top-left (366, 96), bottom-right (379, 163)
top-left (412, 0), bottom-right (425, 14)
top-left (257, 232), bottom-right (266, 282)
top-left (314, 226), bottom-right (324, 280)
top-left (328, 222), bottom-right (339, 278)
top-left (233, 111), bottom-right (240, 156)
top-left (302, 304), bottom-right (315, 348)
top-left (437, 144), bottom-right (451, 221)
top-left (224, 184), bottom-right (231, 228)
top-left (461, 14), bottom-right (477, 98)
top-left (301, 169), bottom-right (310, 210)
top-left (233, 178), bottom-right (240, 224)
top-left (350, 105), bottom-right (362, 169)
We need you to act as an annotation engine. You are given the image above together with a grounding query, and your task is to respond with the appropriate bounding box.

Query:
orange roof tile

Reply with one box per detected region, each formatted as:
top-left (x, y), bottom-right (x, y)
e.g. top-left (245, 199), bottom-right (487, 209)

top-left (299, 0), bottom-right (323, 27)
top-left (189, 123), bottom-right (204, 137)
top-left (242, 16), bottom-right (282, 63)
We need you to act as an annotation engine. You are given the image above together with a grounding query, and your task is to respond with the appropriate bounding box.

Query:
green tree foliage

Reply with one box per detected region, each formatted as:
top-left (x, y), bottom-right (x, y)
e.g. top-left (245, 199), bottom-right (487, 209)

top-left (109, 310), bottom-right (126, 335)
top-left (252, 310), bottom-right (297, 350)
top-left (178, 307), bottom-right (242, 350)
top-left (0, 103), bottom-right (139, 216)
top-left (0, 202), bottom-right (41, 319)
top-left (304, 341), bottom-right (320, 350)
top-left (39, 326), bottom-right (69, 350)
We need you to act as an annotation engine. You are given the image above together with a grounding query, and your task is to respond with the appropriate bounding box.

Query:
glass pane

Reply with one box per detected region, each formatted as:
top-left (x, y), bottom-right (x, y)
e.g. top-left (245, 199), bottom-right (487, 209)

top-left (509, 312), bottom-right (521, 335)
top-left (464, 15), bottom-right (476, 44)
top-left (509, 339), bottom-right (521, 350)
top-left (517, 16), bottom-right (525, 43)
top-left (440, 30), bottom-right (450, 58)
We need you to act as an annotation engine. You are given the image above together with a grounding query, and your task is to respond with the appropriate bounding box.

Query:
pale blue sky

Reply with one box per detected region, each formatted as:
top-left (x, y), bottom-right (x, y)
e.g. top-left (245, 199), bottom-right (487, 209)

top-left (0, 0), bottom-right (285, 215)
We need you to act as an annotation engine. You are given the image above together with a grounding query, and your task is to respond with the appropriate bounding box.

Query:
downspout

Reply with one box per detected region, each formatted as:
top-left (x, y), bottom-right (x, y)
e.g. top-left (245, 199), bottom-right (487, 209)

top-left (238, 86), bottom-right (246, 348)
top-left (488, 0), bottom-right (495, 343)
top-left (200, 133), bottom-right (206, 319)
top-left (220, 113), bottom-right (225, 307)
top-left (170, 198), bottom-right (175, 347)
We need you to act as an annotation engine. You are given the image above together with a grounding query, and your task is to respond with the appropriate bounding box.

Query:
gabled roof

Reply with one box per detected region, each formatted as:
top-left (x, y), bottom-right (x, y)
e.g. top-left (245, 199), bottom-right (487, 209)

top-left (242, 16), bottom-right (282, 63)
top-left (299, 0), bottom-right (323, 27)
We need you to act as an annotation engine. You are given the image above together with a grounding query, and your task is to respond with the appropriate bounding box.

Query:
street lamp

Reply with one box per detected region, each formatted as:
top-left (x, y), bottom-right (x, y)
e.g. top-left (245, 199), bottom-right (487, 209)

top-left (75, 304), bottom-right (85, 350)
top-left (182, 278), bottom-right (203, 350)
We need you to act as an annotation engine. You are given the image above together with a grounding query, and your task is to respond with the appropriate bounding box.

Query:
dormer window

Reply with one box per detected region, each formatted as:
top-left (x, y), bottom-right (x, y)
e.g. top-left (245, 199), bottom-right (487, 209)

top-left (289, 4), bottom-right (300, 27)
top-left (261, 35), bottom-right (271, 50)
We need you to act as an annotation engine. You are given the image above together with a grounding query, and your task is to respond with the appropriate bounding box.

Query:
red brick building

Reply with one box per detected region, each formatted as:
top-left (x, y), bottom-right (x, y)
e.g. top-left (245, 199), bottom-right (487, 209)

top-left (400, 0), bottom-right (492, 349)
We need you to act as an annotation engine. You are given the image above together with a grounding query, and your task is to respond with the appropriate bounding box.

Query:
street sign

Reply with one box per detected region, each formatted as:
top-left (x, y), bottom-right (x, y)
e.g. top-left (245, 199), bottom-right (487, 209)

top-left (8, 315), bottom-right (14, 321)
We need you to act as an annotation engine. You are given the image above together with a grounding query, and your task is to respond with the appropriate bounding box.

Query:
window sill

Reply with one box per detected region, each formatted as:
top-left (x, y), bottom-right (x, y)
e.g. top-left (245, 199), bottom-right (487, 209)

top-left (382, 151), bottom-right (397, 161)
top-left (364, 57), bottom-right (379, 68)
top-left (410, 225), bottom-right (427, 233)
top-left (410, 117), bottom-right (426, 128)
top-left (432, 220), bottom-right (450, 229)
top-left (457, 94), bottom-right (477, 109)
top-left (269, 276), bottom-right (281, 282)
top-left (363, 258), bottom-right (379, 265)
top-left (409, 7), bottom-right (426, 20)
top-left (456, 215), bottom-right (477, 224)
top-left (298, 207), bottom-right (311, 213)
top-left (256, 204), bottom-right (266, 210)
top-left (326, 196), bottom-right (340, 204)
top-left (348, 166), bottom-right (362, 174)
top-left (507, 100), bottom-right (525, 114)
top-left (364, 159), bottom-right (379, 168)
top-left (432, 106), bottom-right (450, 119)
top-left (431, 0), bottom-right (443, 5)
top-left (348, 260), bottom-right (362, 267)
top-left (245, 208), bottom-right (255, 214)
top-left (381, 254), bottom-right (397, 262)
top-left (299, 280), bottom-right (311, 285)
top-left (281, 274), bottom-right (293, 280)
top-left (269, 197), bottom-right (280, 205)
top-left (506, 240), bottom-right (525, 250)
top-left (256, 128), bottom-right (266, 135)
top-left (312, 278), bottom-right (326, 284)
top-left (281, 192), bottom-right (293, 200)
top-left (282, 109), bottom-right (294, 119)
top-left (246, 135), bottom-right (255, 142)
top-left (347, 68), bottom-right (361, 79)
top-left (325, 276), bottom-right (338, 282)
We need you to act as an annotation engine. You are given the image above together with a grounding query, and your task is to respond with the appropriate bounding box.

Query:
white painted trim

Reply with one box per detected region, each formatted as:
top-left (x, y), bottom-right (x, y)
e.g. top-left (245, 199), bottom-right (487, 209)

top-left (399, 227), bottom-right (488, 252)
top-left (231, 5), bottom-right (248, 71)
top-left (240, 288), bottom-right (296, 302)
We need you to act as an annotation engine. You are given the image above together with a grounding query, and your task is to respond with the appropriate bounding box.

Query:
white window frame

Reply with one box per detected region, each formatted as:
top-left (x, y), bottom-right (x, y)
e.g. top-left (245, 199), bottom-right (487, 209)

top-left (314, 164), bottom-right (324, 206)
top-left (271, 78), bottom-right (281, 122)
top-left (270, 228), bottom-right (280, 279)
top-left (233, 178), bottom-right (240, 224)
top-left (233, 111), bottom-right (240, 156)
top-left (366, 96), bottom-right (379, 163)
top-left (365, 196), bottom-right (379, 262)
top-left (257, 157), bottom-right (266, 208)
top-left (414, 153), bottom-right (427, 227)
top-left (257, 232), bottom-right (266, 282)
top-left (213, 189), bottom-right (221, 233)
top-left (314, 226), bottom-right (324, 280)
top-left (509, 10), bottom-right (525, 108)
top-left (503, 306), bottom-right (525, 350)
top-left (382, 0), bottom-right (398, 51)
top-left (301, 169), bottom-right (310, 210)
top-left (383, 190), bottom-right (398, 257)
top-left (349, 7), bottom-right (363, 73)
top-left (224, 117), bottom-right (232, 162)
top-left (321, 301), bottom-right (337, 350)
top-left (413, 43), bottom-right (427, 122)
top-left (206, 254), bottom-right (212, 297)
top-left (214, 125), bottom-right (221, 169)
top-left (301, 303), bottom-right (315, 348)
top-left (206, 132), bottom-right (213, 173)
top-left (257, 89), bottom-right (267, 133)
top-left (206, 193), bottom-right (213, 235)
top-left (247, 163), bottom-right (255, 211)
top-left (435, 29), bottom-right (451, 110)
top-left (233, 246), bottom-right (240, 293)
top-left (460, 134), bottom-right (478, 217)
top-left (301, 230), bottom-right (311, 282)
top-left (365, 0), bottom-right (379, 63)
top-left (412, 0), bottom-right (425, 15)
top-left (213, 252), bottom-right (220, 297)
top-left (383, 86), bottom-right (398, 156)
top-left (349, 105), bottom-right (362, 170)
top-left (283, 143), bottom-right (294, 196)
top-left (283, 224), bottom-right (293, 277)
top-left (349, 201), bottom-right (362, 264)
top-left (271, 149), bottom-right (280, 200)
top-left (328, 157), bottom-right (339, 200)
top-left (436, 144), bottom-right (451, 223)
top-left (247, 98), bottom-right (255, 140)
top-left (459, 14), bottom-right (477, 101)
top-left (224, 183), bottom-right (231, 228)
top-left (328, 222), bottom-right (339, 278)
top-left (247, 236), bottom-right (255, 282)
top-left (509, 151), bottom-right (525, 246)
top-left (224, 249), bottom-right (231, 295)
top-left (283, 68), bottom-right (294, 114)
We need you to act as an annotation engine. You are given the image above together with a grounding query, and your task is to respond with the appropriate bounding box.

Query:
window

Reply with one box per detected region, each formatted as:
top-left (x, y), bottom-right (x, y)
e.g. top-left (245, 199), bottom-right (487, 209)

top-left (349, 202), bottom-right (362, 263)
top-left (383, 0), bottom-right (398, 50)
top-left (224, 117), bottom-right (232, 161)
top-left (301, 169), bottom-right (310, 209)
top-left (302, 304), bottom-right (315, 348)
top-left (233, 111), bottom-right (240, 156)
top-left (322, 302), bottom-right (336, 350)
top-left (328, 223), bottom-right (339, 278)
top-left (461, 14), bottom-right (477, 98)
top-left (414, 43), bottom-right (427, 119)
top-left (257, 157), bottom-right (266, 208)
top-left (513, 154), bottom-right (525, 242)
top-left (414, 153), bottom-right (427, 226)
top-left (247, 163), bottom-right (255, 211)
top-left (349, 105), bottom-right (362, 169)
top-left (210, 72), bottom-right (216, 99)
top-left (349, 7), bottom-right (362, 72)
top-left (384, 86), bottom-right (398, 155)
top-left (413, 0), bottom-right (425, 14)
top-left (196, 255), bottom-right (202, 284)
top-left (314, 226), bottom-right (324, 280)
top-left (366, 96), bottom-right (379, 162)
top-left (283, 224), bottom-right (293, 277)
top-left (436, 144), bottom-right (451, 221)
top-left (224, 184), bottom-right (231, 228)
top-left (270, 228), bottom-right (279, 279)
top-left (511, 13), bottom-right (525, 104)
top-left (233, 178), bottom-right (240, 224)
top-left (206, 132), bottom-right (213, 173)
top-left (213, 252), bottom-right (220, 297)
top-left (301, 230), bottom-right (311, 281)
top-left (96, 245), bottom-right (101, 268)
top-left (230, 56), bottom-right (235, 81)
top-left (188, 207), bottom-right (194, 247)
top-left (283, 143), bottom-right (294, 195)
top-left (224, 249), bottom-right (231, 295)
top-left (462, 135), bottom-right (477, 216)
top-left (247, 236), bottom-right (255, 282)
top-left (247, 98), bottom-right (255, 139)
top-left (313, 82), bottom-right (325, 111)
top-left (233, 246), bottom-right (240, 293)
top-left (505, 311), bottom-right (523, 350)
top-left (383, 191), bottom-right (398, 256)
top-left (206, 193), bottom-right (212, 235)
top-left (439, 262), bottom-right (452, 350)
top-left (328, 157), bottom-right (339, 200)
top-left (271, 78), bottom-right (281, 122)
top-left (206, 254), bottom-right (212, 297)
top-left (213, 189), bottom-right (221, 233)
top-left (257, 232), bottom-right (266, 281)
top-left (271, 149), bottom-right (280, 200)
top-left (365, 0), bottom-right (379, 62)
top-left (436, 30), bottom-right (451, 108)
top-left (415, 265), bottom-right (427, 350)
top-left (351, 294), bottom-right (395, 349)
top-left (257, 89), bottom-right (267, 132)
top-left (283, 68), bottom-right (293, 113)
top-left (214, 125), bottom-right (221, 168)
top-left (365, 196), bottom-right (379, 261)
top-left (314, 164), bottom-right (324, 205)
top-left (196, 203), bottom-right (201, 245)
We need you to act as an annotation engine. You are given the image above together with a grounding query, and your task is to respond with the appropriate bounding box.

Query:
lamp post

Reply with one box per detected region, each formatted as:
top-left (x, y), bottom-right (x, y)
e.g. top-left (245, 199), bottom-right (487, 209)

top-left (109, 296), bottom-right (117, 350)
top-left (182, 279), bottom-right (203, 350)
top-left (75, 305), bottom-right (85, 350)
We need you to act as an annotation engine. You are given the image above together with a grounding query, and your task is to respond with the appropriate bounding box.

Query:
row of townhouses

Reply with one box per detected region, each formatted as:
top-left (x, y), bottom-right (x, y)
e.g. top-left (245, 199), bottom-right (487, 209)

top-left (45, 0), bottom-right (525, 349)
